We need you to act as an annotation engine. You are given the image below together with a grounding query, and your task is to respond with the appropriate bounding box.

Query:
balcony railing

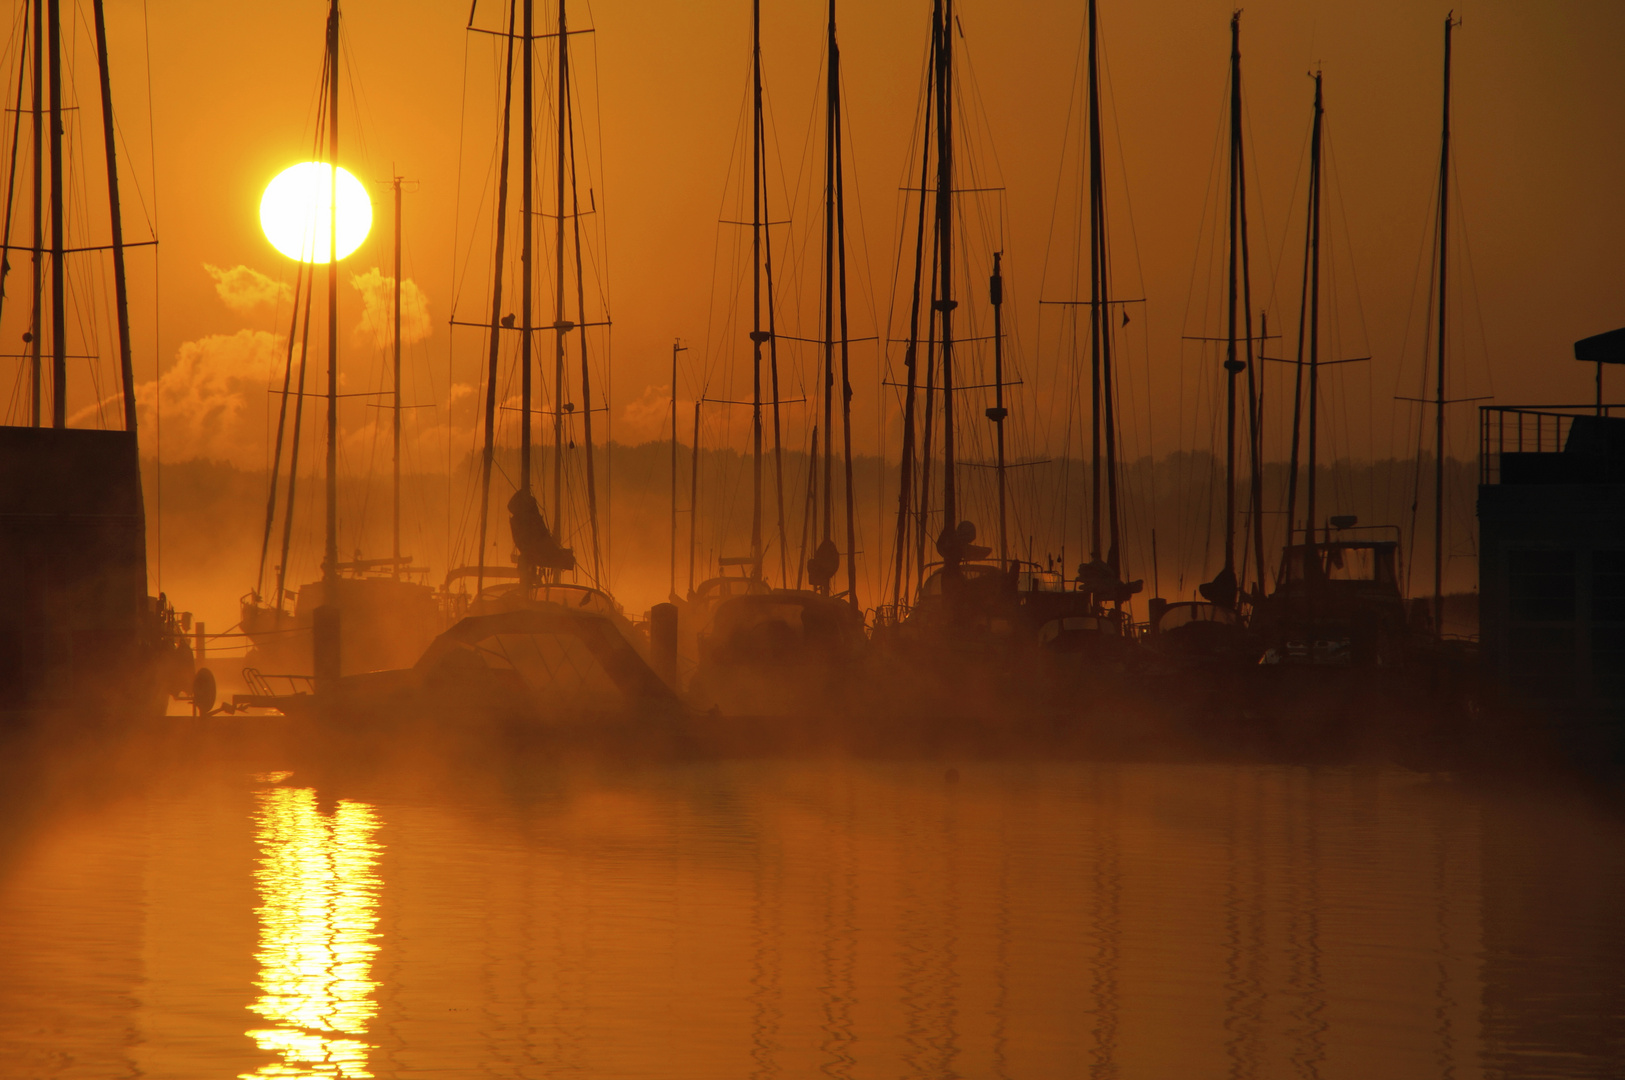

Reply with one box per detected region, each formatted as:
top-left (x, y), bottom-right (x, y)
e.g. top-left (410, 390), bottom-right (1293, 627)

top-left (1479, 404), bottom-right (1625, 484)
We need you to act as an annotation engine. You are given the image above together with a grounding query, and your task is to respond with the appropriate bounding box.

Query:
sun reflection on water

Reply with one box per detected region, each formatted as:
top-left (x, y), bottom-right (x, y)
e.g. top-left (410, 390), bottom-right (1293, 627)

top-left (241, 783), bottom-right (383, 1080)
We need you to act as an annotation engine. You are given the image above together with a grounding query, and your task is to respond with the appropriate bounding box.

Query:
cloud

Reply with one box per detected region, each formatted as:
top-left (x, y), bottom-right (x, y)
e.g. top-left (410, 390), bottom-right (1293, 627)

top-left (134, 330), bottom-right (286, 467)
top-left (350, 267), bottom-right (431, 351)
top-left (616, 383), bottom-right (686, 446)
top-left (204, 263), bottom-right (292, 315)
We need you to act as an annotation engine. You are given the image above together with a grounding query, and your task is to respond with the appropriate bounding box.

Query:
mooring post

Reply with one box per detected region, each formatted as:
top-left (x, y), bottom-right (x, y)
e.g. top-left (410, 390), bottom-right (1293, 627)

top-left (650, 603), bottom-right (678, 690)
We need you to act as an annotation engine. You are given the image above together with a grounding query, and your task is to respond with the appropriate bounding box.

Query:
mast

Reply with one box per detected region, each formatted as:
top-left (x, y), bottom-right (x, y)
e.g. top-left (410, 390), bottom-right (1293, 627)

top-left (476, 0), bottom-right (518, 599)
top-left (1433, 15), bottom-right (1456, 643)
top-left (566, 2), bottom-right (603, 583)
top-left (1086, 0), bottom-right (1121, 571)
top-left (391, 173), bottom-right (403, 578)
top-left (671, 338), bottom-right (685, 599)
top-left (889, 6), bottom-right (936, 608)
top-left (689, 399), bottom-right (700, 594)
top-left (520, 0), bottom-right (534, 502)
top-left (315, 0), bottom-right (341, 684)
top-left (47, 0), bottom-right (62, 428)
top-left (832, 0), bottom-right (857, 607)
top-left (275, 275), bottom-right (317, 614)
top-left (935, 0), bottom-right (957, 565)
top-left (1086, 0), bottom-right (1102, 562)
top-left (990, 251), bottom-right (1007, 565)
top-left (1287, 74), bottom-right (1313, 542)
top-left (1220, 11), bottom-right (1242, 584)
top-left (323, 0), bottom-right (339, 585)
top-left (29, 0), bottom-right (40, 426)
top-left (748, 0), bottom-right (764, 579)
top-left (1300, 72), bottom-right (1325, 546)
top-left (91, 0), bottom-right (135, 433)
top-left (763, 137), bottom-right (788, 588)
top-left (1236, 48), bottom-right (1262, 599)
top-left (552, 0), bottom-right (567, 550)
top-left (820, 0), bottom-right (835, 575)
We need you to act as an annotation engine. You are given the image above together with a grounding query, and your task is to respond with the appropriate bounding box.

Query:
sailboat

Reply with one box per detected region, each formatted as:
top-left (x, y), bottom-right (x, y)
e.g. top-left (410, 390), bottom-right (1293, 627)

top-left (687, 0), bottom-right (868, 716)
top-left (1255, 22), bottom-right (1463, 671)
top-left (1149, 12), bottom-right (1264, 666)
top-left (446, 0), bottom-right (630, 632)
top-left (238, 0), bottom-right (442, 684)
top-left (872, 0), bottom-right (1145, 713)
top-left (0, 0), bottom-right (193, 717)
top-left (265, 0), bottom-right (677, 727)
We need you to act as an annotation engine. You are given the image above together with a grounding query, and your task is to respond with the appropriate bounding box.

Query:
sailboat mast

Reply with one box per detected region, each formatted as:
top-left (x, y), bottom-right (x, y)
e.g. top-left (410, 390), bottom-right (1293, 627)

top-left (275, 275), bottom-right (317, 613)
top-left (475, 0), bottom-right (518, 599)
top-left (935, 0), bottom-right (957, 559)
top-left (1086, 0), bottom-right (1102, 562)
top-left (392, 174), bottom-right (403, 577)
top-left (1304, 72), bottom-right (1324, 544)
top-left (1434, 14), bottom-right (1455, 642)
top-left (565, 5), bottom-right (603, 583)
top-left (832, 2), bottom-right (857, 607)
top-left (821, 0), bottom-right (836, 561)
top-left (689, 400), bottom-right (700, 594)
top-left (29, 0), bottom-right (40, 426)
top-left (991, 252), bottom-right (1006, 566)
top-left (748, 0), bottom-right (764, 578)
top-left (313, 0), bottom-right (342, 686)
top-left (763, 147), bottom-right (787, 587)
top-left (46, 0), bottom-right (62, 428)
top-left (1236, 67), bottom-right (1262, 599)
top-left (671, 339), bottom-right (684, 598)
top-left (1285, 74), bottom-right (1320, 544)
top-left (519, 0), bottom-right (534, 500)
top-left (889, 8), bottom-right (936, 608)
top-left (91, 0), bottom-right (135, 433)
top-left (322, 0), bottom-right (339, 586)
top-left (1221, 11), bottom-right (1241, 579)
top-left (553, 0), bottom-right (568, 549)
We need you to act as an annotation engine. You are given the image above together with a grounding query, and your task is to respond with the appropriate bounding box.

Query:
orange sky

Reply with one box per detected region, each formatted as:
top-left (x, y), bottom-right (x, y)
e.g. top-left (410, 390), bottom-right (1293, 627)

top-left (38, 0), bottom-right (1625, 470)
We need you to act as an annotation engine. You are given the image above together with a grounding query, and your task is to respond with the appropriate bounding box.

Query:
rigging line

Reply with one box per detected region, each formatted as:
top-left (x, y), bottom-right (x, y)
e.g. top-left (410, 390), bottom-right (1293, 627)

top-left (0, 7), bottom-right (27, 339)
top-left (1449, 153), bottom-right (1496, 402)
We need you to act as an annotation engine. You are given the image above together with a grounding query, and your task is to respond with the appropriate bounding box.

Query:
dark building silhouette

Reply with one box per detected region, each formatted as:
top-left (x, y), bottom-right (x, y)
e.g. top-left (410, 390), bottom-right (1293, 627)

top-left (1477, 333), bottom-right (1625, 752)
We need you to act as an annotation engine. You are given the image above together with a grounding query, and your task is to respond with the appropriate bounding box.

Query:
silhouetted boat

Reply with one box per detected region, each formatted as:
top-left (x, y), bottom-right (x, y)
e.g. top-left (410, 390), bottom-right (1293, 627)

top-left (269, 606), bottom-right (682, 734)
top-left (232, 0), bottom-right (447, 692)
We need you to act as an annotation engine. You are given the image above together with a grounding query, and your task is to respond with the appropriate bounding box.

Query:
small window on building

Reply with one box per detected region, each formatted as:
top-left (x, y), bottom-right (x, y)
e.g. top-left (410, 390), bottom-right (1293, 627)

top-left (1593, 550), bottom-right (1625, 623)
top-left (1507, 549), bottom-right (1576, 622)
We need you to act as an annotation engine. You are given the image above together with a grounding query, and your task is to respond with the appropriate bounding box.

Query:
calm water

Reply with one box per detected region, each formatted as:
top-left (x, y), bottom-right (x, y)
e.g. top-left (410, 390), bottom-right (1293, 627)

top-left (1, 738), bottom-right (1621, 1079)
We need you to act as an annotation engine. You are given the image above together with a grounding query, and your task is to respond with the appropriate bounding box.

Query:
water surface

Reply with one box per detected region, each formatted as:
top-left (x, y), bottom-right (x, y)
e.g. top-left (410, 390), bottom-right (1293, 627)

top-left (1, 738), bottom-right (1620, 1078)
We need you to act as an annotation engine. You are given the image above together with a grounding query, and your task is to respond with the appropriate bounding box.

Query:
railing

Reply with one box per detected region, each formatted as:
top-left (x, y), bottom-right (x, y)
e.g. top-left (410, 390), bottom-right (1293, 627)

top-left (1479, 404), bottom-right (1624, 484)
top-left (242, 668), bottom-right (315, 698)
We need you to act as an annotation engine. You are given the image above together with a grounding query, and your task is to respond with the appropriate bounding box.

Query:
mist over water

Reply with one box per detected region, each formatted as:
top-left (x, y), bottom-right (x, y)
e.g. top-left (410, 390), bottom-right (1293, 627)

top-left (1, 728), bottom-right (1620, 1079)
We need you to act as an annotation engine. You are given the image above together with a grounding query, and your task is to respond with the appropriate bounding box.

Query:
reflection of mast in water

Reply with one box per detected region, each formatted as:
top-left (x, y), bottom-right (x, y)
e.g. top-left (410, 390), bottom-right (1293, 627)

top-left (242, 781), bottom-right (383, 1080)
top-left (1221, 768), bottom-right (1266, 1080)
top-left (749, 834), bottom-right (783, 1079)
top-left (991, 805), bottom-right (1012, 1080)
top-left (898, 769), bottom-right (963, 1079)
top-left (818, 773), bottom-right (857, 1079)
top-left (1284, 771), bottom-right (1327, 1079)
top-left (1087, 769), bottom-right (1121, 1079)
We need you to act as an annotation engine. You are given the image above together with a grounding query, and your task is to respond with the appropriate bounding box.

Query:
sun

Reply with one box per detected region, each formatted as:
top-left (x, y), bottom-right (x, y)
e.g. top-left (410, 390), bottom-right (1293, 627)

top-left (260, 162), bottom-right (372, 263)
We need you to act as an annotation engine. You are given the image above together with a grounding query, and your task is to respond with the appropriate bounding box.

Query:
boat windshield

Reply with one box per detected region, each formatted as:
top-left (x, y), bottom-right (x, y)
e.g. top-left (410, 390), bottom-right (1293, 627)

top-left (1018, 569), bottom-right (1067, 592)
top-left (917, 563), bottom-right (1008, 599)
top-left (1281, 544), bottom-right (1398, 586)
top-left (1158, 603), bottom-right (1239, 631)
